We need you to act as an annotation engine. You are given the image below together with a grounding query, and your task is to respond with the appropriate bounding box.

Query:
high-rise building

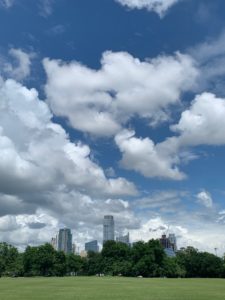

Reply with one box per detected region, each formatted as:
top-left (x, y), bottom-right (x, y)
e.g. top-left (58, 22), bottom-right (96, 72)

top-left (85, 240), bottom-right (99, 253)
top-left (58, 228), bottom-right (72, 254)
top-left (80, 250), bottom-right (87, 258)
top-left (103, 215), bottom-right (114, 243)
top-left (159, 233), bottom-right (177, 257)
top-left (160, 234), bottom-right (171, 249)
top-left (116, 233), bottom-right (130, 246)
top-left (72, 243), bottom-right (77, 254)
top-left (51, 236), bottom-right (58, 250)
top-left (168, 234), bottom-right (177, 251)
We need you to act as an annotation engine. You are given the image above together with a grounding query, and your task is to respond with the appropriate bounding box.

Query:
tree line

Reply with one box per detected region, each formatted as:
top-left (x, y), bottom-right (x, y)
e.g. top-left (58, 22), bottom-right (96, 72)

top-left (0, 240), bottom-right (225, 278)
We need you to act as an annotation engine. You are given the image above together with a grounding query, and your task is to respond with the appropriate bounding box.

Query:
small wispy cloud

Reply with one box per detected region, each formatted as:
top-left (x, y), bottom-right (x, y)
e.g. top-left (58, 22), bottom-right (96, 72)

top-left (196, 190), bottom-right (213, 208)
top-left (115, 0), bottom-right (183, 17)
top-left (38, 0), bottom-right (55, 17)
top-left (0, 0), bottom-right (14, 9)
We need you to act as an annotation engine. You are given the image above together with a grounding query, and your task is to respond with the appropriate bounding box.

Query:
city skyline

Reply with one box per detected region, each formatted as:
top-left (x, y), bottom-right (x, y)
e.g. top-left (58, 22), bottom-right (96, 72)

top-left (1, 0), bottom-right (225, 256)
top-left (50, 216), bottom-right (178, 255)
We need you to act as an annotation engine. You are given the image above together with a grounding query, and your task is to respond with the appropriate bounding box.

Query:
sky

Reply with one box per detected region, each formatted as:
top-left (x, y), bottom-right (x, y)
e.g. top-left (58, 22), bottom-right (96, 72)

top-left (1, 0), bottom-right (225, 254)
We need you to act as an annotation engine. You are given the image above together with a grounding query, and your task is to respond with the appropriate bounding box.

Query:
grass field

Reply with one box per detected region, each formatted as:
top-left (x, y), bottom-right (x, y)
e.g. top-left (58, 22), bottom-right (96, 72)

top-left (0, 276), bottom-right (224, 300)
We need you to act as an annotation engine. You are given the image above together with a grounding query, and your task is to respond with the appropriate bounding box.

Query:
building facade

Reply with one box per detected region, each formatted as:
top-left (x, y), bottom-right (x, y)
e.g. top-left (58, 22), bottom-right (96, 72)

top-left (116, 233), bottom-right (130, 246)
top-left (159, 234), bottom-right (177, 257)
top-left (58, 228), bottom-right (72, 254)
top-left (168, 233), bottom-right (177, 251)
top-left (85, 240), bottom-right (99, 253)
top-left (103, 215), bottom-right (114, 243)
top-left (51, 236), bottom-right (58, 250)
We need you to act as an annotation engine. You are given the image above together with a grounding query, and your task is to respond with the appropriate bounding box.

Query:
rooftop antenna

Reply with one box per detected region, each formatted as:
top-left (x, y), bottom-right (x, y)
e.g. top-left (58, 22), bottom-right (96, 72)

top-left (214, 248), bottom-right (218, 256)
top-left (166, 225), bottom-right (170, 236)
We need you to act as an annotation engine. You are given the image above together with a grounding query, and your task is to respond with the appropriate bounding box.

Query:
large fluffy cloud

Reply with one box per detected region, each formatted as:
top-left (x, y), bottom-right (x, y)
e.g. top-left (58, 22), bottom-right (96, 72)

top-left (171, 92), bottom-right (225, 146)
top-left (0, 76), bottom-right (140, 247)
top-left (115, 92), bottom-right (225, 180)
top-left (115, 0), bottom-right (183, 16)
top-left (115, 129), bottom-right (184, 180)
top-left (130, 215), bottom-right (225, 255)
top-left (44, 51), bottom-right (197, 136)
top-left (0, 78), bottom-right (136, 198)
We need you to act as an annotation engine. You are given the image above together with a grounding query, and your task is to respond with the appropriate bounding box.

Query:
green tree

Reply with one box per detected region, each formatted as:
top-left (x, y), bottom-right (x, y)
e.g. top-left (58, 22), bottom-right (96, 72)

top-left (0, 242), bottom-right (20, 276)
top-left (131, 240), bottom-right (166, 277)
top-left (53, 251), bottom-right (67, 276)
top-left (66, 253), bottom-right (84, 275)
top-left (84, 252), bottom-right (103, 275)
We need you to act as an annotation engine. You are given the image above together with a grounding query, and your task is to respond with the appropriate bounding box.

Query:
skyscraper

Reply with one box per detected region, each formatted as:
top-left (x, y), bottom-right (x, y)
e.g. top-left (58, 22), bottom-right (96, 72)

top-left (58, 228), bottom-right (72, 254)
top-left (159, 233), bottom-right (177, 257)
top-left (103, 215), bottom-right (114, 243)
top-left (116, 233), bottom-right (130, 246)
top-left (168, 233), bottom-right (177, 251)
top-left (50, 236), bottom-right (58, 250)
top-left (85, 240), bottom-right (99, 253)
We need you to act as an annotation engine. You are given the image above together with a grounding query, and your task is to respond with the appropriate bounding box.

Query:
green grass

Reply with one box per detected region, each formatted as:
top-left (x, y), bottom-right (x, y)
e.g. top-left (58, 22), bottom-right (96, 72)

top-left (0, 277), bottom-right (224, 300)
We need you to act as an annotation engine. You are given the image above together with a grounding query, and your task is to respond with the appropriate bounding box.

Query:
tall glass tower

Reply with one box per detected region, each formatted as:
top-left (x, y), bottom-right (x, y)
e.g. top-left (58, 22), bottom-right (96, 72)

top-left (103, 215), bottom-right (114, 243)
top-left (58, 228), bottom-right (72, 254)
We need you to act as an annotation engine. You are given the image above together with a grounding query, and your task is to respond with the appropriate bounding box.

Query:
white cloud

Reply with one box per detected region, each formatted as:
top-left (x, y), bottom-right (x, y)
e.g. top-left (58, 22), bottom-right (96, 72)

top-left (0, 78), bottom-right (137, 198)
top-left (44, 51), bottom-right (197, 136)
top-left (130, 215), bottom-right (225, 255)
top-left (38, 0), bottom-right (55, 17)
top-left (171, 92), bottom-right (225, 146)
top-left (116, 0), bottom-right (182, 17)
top-left (3, 48), bottom-right (32, 81)
top-left (196, 190), bottom-right (213, 208)
top-left (115, 129), bottom-right (185, 180)
top-left (0, 76), bottom-right (140, 248)
top-left (114, 91), bottom-right (225, 180)
top-left (136, 190), bottom-right (183, 210)
top-left (189, 30), bottom-right (225, 93)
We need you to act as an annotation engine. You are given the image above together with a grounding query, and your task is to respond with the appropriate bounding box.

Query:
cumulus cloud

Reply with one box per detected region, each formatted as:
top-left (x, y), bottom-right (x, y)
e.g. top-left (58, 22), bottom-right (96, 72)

top-left (171, 92), bottom-right (225, 146)
top-left (196, 190), bottom-right (213, 208)
top-left (0, 78), bottom-right (137, 198)
top-left (115, 129), bottom-right (185, 180)
top-left (0, 76), bottom-right (140, 247)
top-left (130, 212), bottom-right (225, 255)
top-left (44, 51), bottom-right (197, 137)
top-left (3, 48), bottom-right (32, 81)
top-left (114, 91), bottom-right (225, 180)
top-left (115, 0), bottom-right (183, 17)
top-left (0, 212), bottom-right (59, 248)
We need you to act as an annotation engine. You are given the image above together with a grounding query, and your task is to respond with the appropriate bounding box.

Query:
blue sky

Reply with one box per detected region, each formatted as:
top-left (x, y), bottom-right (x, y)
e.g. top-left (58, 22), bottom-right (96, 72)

top-left (1, 0), bottom-right (225, 254)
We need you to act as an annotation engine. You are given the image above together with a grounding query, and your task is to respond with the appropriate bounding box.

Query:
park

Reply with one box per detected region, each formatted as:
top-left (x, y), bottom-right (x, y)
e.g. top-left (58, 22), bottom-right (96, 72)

top-left (0, 276), bottom-right (225, 300)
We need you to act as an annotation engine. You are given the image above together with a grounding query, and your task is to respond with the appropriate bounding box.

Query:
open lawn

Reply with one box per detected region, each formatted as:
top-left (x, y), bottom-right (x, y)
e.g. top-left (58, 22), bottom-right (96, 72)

top-left (0, 277), bottom-right (224, 300)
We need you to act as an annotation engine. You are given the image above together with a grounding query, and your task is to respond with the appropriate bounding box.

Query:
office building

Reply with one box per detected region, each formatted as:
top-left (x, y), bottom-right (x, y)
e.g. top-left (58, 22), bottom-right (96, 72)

top-left (159, 234), bottom-right (176, 257)
top-left (51, 236), bottom-right (58, 250)
top-left (160, 234), bottom-right (171, 249)
top-left (58, 228), bottom-right (72, 254)
top-left (72, 243), bottom-right (77, 254)
top-left (168, 233), bottom-right (177, 251)
top-left (80, 250), bottom-right (87, 258)
top-left (164, 248), bottom-right (176, 257)
top-left (103, 215), bottom-right (114, 243)
top-left (85, 240), bottom-right (99, 253)
top-left (116, 233), bottom-right (130, 246)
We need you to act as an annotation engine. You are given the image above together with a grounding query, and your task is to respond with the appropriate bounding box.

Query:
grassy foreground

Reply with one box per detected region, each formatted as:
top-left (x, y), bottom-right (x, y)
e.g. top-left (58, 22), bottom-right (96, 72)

top-left (0, 276), bottom-right (225, 300)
